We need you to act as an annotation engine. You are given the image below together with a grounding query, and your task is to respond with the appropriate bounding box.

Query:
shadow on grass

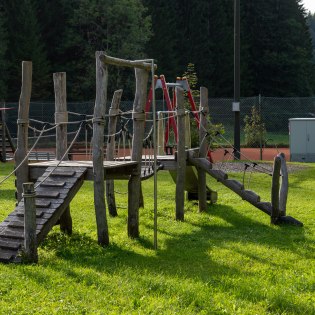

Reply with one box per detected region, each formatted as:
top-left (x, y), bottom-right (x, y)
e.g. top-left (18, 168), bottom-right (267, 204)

top-left (28, 202), bottom-right (313, 313)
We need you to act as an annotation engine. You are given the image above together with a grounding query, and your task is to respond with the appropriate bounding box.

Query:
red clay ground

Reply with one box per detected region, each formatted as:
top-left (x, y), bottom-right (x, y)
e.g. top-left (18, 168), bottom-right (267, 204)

top-left (211, 147), bottom-right (290, 162)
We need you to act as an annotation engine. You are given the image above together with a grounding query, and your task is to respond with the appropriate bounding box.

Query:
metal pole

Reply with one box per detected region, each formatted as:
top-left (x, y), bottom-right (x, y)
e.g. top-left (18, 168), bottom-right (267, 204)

top-left (233, 0), bottom-right (241, 160)
top-left (151, 60), bottom-right (158, 250)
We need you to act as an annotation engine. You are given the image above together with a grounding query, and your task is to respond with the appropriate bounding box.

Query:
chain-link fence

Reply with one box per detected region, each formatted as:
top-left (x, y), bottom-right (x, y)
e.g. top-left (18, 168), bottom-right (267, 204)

top-left (3, 96), bottom-right (315, 148)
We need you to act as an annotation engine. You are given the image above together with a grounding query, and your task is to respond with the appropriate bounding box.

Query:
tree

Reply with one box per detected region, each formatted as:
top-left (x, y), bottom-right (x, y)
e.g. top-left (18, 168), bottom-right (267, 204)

top-left (0, 4), bottom-right (7, 99)
top-left (3, 0), bottom-right (50, 100)
top-left (61, 0), bottom-right (152, 100)
top-left (307, 12), bottom-right (315, 61)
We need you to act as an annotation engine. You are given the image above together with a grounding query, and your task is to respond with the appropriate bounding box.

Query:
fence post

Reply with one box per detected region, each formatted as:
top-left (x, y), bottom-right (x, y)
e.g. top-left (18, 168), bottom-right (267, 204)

top-left (198, 87), bottom-right (208, 212)
top-left (92, 51), bottom-right (109, 246)
top-left (175, 87), bottom-right (186, 221)
top-left (53, 72), bottom-right (72, 235)
top-left (23, 182), bottom-right (38, 263)
top-left (15, 61), bottom-right (32, 202)
top-left (128, 67), bottom-right (149, 238)
top-left (106, 89), bottom-right (123, 217)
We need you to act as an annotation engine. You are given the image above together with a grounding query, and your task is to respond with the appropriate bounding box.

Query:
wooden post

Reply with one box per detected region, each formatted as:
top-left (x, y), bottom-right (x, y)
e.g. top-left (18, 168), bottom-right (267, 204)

top-left (23, 182), bottom-right (38, 263)
top-left (271, 155), bottom-right (281, 224)
top-left (157, 112), bottom-right (165, 155)
top-left (1, 102), bottom-right (6, 162)
top-left (54, 72), bottom-right (72, 235)
top-left (198, 87), bottom-right (208, 212)
top-left (92, 51), bottom-right (109, 246)
top-left (106, 89), bottom-right (123, 217)
top-left (279, 152), bottom-right (288, 216)
top-left (175, 87), bottom-right (186, 221)
top-left (128, 68), bottom-right (149, 238)
top-left (15, 61), bottom-right (32, 202)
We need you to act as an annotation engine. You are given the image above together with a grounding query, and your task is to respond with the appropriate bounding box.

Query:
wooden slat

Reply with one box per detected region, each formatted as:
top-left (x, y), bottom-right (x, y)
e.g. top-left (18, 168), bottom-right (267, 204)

top-left (0, 239), bottom-right (21, 251)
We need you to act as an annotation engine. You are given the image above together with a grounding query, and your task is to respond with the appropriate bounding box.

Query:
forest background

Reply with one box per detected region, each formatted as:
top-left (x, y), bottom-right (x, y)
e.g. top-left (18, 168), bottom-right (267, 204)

top-left (0, 0), bottom-right (315, 102)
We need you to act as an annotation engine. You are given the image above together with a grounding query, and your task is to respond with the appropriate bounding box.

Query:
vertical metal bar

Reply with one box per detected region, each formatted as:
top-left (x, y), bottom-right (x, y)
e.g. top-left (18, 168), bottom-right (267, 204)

top-left (152, 60), bottom-right (158, 250)
top-left (234, 0), bottom-right (241, 160)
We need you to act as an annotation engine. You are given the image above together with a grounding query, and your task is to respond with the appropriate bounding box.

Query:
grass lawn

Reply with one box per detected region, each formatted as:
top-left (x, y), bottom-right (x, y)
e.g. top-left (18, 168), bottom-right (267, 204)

top-left (0, 161), bottom-right (314, 314)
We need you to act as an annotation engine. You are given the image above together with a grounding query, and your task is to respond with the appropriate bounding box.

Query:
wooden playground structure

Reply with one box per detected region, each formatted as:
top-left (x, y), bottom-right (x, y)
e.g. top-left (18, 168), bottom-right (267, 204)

top-left (0, 53), bottom-right (303, 263)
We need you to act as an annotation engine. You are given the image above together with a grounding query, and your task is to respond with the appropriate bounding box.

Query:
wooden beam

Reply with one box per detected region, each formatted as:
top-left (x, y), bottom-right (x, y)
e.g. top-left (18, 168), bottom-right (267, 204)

top-left (279, 152), bottom-right (288, 216)
top-left (15, 61), bottom-right (32, 202)
top-left (271, 155), bottom-right (281, 224)
top-left (198, 87), bottom-right (208, 212)
top-left (128, 68), bottom-right (149, 238)
top-left (106, 89), bottom-right (123, 217)
top-left (175, 87), bottom-right (186, 221)
top-left (92, 51), bottom-right (109, 246)
top-left (23, 182), bottom-right (38, 263)
top-left (54, 72), bottom-right (72, 235)
top-left (99, 54), bottom-right (156, 71)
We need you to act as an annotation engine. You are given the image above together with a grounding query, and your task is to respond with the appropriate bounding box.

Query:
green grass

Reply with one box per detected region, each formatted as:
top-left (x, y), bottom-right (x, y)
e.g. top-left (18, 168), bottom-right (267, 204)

top-left (0, 161), bottom-right (315, 314)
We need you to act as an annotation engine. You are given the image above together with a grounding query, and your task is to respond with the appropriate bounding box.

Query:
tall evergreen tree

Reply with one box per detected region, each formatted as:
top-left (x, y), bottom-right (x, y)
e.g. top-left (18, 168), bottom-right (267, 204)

top-left (61, 0), bottom-right (152, 100)
top-left (307, 13), bottom-right (315, 61)
top-left (0, 4), bottom-right (7, 99)
top-left (3, 0), bottom-right (50, 100)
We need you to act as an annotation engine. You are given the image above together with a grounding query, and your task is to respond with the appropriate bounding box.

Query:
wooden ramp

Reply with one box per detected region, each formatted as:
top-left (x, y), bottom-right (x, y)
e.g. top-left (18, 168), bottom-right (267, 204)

top-left (187, 154), bottom-right (303, 226)
top-left (0, 166), bottom-right (87, 263)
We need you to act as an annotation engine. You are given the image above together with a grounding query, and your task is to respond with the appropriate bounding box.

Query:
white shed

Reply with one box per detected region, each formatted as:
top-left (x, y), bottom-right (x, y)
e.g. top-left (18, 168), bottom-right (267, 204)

top-left (289, 118), bottom-right (315, 162)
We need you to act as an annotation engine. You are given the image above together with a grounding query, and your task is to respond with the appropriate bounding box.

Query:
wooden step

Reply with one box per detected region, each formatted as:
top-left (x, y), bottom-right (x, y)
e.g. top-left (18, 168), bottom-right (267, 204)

top-left (242, 190), bottom-right (261, 203)
top-left (224, 179), bottom-right (244, 191)
top-left (256, 202), bottom-right (272, 215)
top-left (35, 191), bottom-right (60, 198)
top-left (0, 249), bottom-right (17, 263)
top-left (40, 181), bottom-right (66, 188)
top-left (0, 239), bottom-right (21, 251)
top-left (35, 200), bottom-right (51, 208)
top-left (210, 170), bottom-right (228, 181)
top-left (0, 228), bottom-right (24, 240)
top-left (16, 210), bottom-right (44, 218)
top-left (50, 170), bottom-right (76, 177)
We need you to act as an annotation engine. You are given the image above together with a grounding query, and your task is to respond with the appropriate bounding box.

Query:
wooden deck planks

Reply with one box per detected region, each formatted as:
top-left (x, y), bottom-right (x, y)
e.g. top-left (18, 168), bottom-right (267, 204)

top-left (0, 166), bottom-right (87, 263)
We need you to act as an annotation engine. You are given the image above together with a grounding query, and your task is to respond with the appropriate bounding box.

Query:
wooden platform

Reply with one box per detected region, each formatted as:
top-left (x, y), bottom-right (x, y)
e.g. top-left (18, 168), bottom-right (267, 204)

top-left (29, 160), bottom-right (139, 182)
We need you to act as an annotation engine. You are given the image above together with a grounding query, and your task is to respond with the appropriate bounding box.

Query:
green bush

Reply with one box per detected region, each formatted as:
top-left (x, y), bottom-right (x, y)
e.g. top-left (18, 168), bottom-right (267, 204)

top-left (244, 105), bottom-right (266, 147)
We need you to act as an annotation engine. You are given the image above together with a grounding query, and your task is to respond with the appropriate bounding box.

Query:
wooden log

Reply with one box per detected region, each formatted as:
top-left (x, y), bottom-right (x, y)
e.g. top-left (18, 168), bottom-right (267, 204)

top-left (175, 87), bottom-right (186, 221)
top-left (198, 87), bottom-right (208, 212)
top-left (53, 72), bottom-right (72, 235)
top-left (92, 51), bottom-right (109, 246)
top-left (271, 155), bottom-right (281, 224)
top-left (15, 61), bottom-right (32, 202)
top-left (278, 152), bottom-right (288, 216)
top-left (100, 54), bottom-right (156, 71)
top-left (106, 89), bottom-right (122, 217)
top-left (185, 112), bottom-right (191, 149)
top-left (128, 68), bottom-right (149, 238)
top-left (23, 182), bottom-right (38, 263)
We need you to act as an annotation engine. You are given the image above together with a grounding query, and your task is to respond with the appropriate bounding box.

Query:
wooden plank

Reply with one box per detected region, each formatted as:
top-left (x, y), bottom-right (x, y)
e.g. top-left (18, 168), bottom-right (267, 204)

top-left (50, 170), bottom-right (76, 177)
top-left (0, 249), bottom-right (16, 262)
top-left (40, 181), bottom-right (66, 188)
top-left (0, 239), bottom-right (21, 251)
top-left (271, 156), bottom-right (281, 224)
top-left (35, 191), bottom-right (60, 198)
